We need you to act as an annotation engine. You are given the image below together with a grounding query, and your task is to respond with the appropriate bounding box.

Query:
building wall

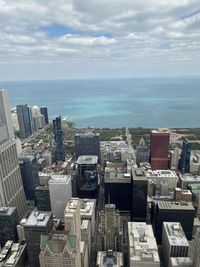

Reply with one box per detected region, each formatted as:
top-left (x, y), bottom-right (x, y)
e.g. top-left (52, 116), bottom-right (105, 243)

top-left (0, 140), bottom-right (28, 219)
top-left (150, 131), bottom-right (170, 170)
top-left (49, 176), bottom-right (72, 219)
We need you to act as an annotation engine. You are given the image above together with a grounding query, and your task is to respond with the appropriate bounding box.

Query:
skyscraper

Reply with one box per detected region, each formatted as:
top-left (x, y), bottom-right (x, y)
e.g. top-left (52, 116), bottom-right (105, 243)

top-left (150, 129), bottom-right (170, 170)
top-left (53, 116), bottom-right (65, 161)
top-left (16, 104), bottom-right (34, 139)
top-left (0, 89), bottom-right (14, 141)
top-left (131, 168), bottom-right (147, 222)
top-left (40, 106), bottom-right (49, 124)
top-left (75, 133), bottom-right (101, 162)
top-left (0, 139), bottom-right (28, 219)
top-left (18, 154), bottom-right (39, 204)
top-left (180, 139), bottom-right (192, 173)
top-left (23, 211), bottom-right (53, 267)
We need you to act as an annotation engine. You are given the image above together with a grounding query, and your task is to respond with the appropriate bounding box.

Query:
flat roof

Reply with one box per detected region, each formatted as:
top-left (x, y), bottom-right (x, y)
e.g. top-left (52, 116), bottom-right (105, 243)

top-left (132, 168), bottom-right (147, 181)
top-left (0, 207), bottom-right (16, 216)
top-left (157, 201), bottom-right (194, 211)
top-left (163, 222), bottom-right (189, 247)
top-left (128, 222), bottom-right (160, 263)
top-left (49, 175), bottom-right (71, 184)
top-left (24, 211), bottom-right (52, 227)
top-left (146, 170), bottom-right (178, 178)
top-left (77, 155), bottom-right (98, 165)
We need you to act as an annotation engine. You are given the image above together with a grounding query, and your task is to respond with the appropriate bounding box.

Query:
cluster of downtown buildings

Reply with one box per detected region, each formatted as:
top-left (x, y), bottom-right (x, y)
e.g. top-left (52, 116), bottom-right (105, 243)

top-left (0, 88), bottom-right (200, 267)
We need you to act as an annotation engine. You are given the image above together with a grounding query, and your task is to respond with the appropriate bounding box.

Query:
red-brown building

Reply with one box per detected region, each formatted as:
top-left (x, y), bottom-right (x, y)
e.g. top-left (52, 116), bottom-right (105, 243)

top-left (150, 129), bottom-right (170, 170)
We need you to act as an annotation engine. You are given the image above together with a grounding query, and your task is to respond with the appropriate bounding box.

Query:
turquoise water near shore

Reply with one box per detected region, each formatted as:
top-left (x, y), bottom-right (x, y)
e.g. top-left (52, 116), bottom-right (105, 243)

top-left (1, 77), bottom-right (200, 128)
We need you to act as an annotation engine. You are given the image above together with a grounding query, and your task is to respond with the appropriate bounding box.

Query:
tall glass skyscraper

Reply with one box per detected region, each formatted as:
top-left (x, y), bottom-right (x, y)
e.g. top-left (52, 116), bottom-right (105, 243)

top-left (16, 104), bottom-right (34, 139)
top-left (180, 139), bottom-right (192, 173)
top-left (53, 116), bottom-right (65, 161)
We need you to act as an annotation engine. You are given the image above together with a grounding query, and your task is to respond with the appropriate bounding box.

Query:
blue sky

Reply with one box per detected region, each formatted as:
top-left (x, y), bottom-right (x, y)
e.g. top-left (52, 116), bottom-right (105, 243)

top-left (0, 0), bottom-right (200, 81)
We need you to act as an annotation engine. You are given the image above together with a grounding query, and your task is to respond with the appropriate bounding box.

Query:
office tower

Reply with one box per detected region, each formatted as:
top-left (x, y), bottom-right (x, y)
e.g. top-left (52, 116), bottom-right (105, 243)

top-left (180, 139), bottom-right (192, 173)
top-left (170, 149), bottom-right (179, 171)
top-left (77, 155), bottom-right (98, 198)
top-left (136, 137), bottom-right (150, 165)
top-left (0, 207), bottom-right (19, 247)
top-left (48, 175), bottom-right (72, 219)
top-left (145, 170), bottom-right (178, 194)
top-left (96, 251), bottom-right (124, 267)
top-left (64, 198), bottom-right (81, 266)
top-left (0, 139), bottom-right (28, 220)
top-left (39, 231), bottom-right (81, 267)
top-left (193, 228), bottom-right (200, 267)
top-left (80, 198), bottom-right (96, 238)
top-left (105, 167), bottom-right (132, 212)
top-left (75, 133), bottom-right (101, 162)
top-left (35, 185), bottom-right (51, 211)
top-left (150, 129), bottom-right (170, 170)
top-left (64, 198), bottom-right (81, 240)
top-left (53, 116), bottom-right (65, 161)
top-left (32, 105), bottom-right (45, 131)
top-left (0, 240), bottom-right (28, 266)
top-left (81, 219), bottom-right (92, 262)
top-left (128, 222), bottom-right (160, 267)
top-left (0, 89), bottom-right (14, 141)
top-left (16, 104), bottom-right (34, 139)
top-left (174, 187), bottom-right (192, 202)
top-left (40, 106), bottom-right (49, 124)
top-left (153, 201), bottom-right (195, 244)
top-left (162, 222), bottom-right (189, 267)
top-left (131, 168), bottom-right (147, 221)
top-left (18, 154), bottom-right (39, 204)
top-left (23, 211), bottom-right (53, 267)
top-left (98, 204), bottom-right (123, 252)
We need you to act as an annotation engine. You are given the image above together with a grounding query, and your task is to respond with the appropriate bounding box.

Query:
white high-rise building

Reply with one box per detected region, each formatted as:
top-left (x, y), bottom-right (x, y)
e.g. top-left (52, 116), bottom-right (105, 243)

top-left (128, 222), bottom-right (160, 267)
top-left (0, 139), bottom-right (28, 219)
top-left (162, 222), bottom-right (190, 267)
top-left (48, 175), bottom-right (72, 219)
top-left (0, 89), bottom-right (14, 141)
top-left (193, 228), bottom-right (200, 267)
top-left (31, 106), bottom-right (45, 132)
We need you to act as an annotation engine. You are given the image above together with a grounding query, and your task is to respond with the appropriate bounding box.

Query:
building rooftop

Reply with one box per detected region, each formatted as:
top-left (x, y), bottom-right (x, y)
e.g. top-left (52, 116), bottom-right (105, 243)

top-left (157, 201), bottom-right (194, 211)
top-left (151, 129), bottom-right (170, 134)
top-left (77, 155), bottom-right (98, 165)
top-left (0, 241), bottom-right (27, 266)
top-left (179, 173), bottom-right (200, 182)
top-left (128, 222), bottom-right (160, 264)
top-left (80, 199), bottom-right (96, 217)
top-left (132, 168), bottom-right (147, 181)
top-left (0, 207), bottom-right (16, 217)
top-left (23, 211), bottom-right (52, 227)
top-left (48, 174), bottom-right (71, 184)
top-left (146, 170), bottom-right (177, 178)
top-left (163, 222), bottom-right (189, 247)
top-left (40, 232), bottom-right (76, 254)
top-left (104, 167), bottom-right (131, 183)
top-left (96, 250), bottom-right (123, 267)
top-left (169, 257), bottom-right (193, 266)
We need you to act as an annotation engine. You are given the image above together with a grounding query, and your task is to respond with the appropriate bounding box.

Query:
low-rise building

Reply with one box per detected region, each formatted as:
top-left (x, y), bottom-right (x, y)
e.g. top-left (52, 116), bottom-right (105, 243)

top-left (174, 187), bottom-right (192, 202)
top-left (178, 173), bottom-right (200, 189)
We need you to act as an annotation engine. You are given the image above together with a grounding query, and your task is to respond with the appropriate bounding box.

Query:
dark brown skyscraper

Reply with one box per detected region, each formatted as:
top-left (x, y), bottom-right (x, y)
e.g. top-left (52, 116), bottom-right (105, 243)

top-left (150, 129), bottom-right (170, 170)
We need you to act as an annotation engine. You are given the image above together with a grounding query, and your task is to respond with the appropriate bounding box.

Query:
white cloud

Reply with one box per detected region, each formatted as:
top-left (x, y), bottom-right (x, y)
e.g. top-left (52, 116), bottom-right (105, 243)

top-left (0, 0), bottom-right (200, 80)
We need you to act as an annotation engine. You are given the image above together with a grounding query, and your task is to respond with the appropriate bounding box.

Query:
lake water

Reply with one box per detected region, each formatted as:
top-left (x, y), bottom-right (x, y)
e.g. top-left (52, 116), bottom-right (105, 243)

top-left (1, 77), bottom-right (200, 128)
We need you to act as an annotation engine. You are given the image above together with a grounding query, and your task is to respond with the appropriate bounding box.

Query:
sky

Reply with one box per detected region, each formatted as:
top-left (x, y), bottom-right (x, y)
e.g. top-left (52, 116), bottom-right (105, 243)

top-left (0, 0), bottom-right (200, 81)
